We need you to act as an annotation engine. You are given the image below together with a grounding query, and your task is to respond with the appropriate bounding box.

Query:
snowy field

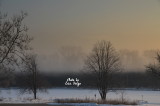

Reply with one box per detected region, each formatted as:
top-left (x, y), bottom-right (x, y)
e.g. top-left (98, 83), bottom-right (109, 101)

top-left (0, 88), bottom-right (160, 106)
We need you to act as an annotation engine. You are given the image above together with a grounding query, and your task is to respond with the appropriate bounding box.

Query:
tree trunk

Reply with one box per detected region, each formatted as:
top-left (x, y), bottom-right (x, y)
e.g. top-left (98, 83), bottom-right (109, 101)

top-left (34, 91), bottom-right (36, 99)
top-left (33, 68), bottom-right (37, 99)
top-left (100, 90), bottom-right (106, 100)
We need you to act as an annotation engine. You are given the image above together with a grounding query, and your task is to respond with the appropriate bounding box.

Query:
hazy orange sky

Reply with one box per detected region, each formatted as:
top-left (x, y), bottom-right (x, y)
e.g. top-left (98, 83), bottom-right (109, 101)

top-left (1, 0), bottom-right (160, 72)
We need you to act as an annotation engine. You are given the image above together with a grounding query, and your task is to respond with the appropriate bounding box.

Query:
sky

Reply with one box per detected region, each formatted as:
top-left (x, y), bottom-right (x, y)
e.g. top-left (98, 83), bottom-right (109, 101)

top-left (1, 0), bottom-right (160, 72)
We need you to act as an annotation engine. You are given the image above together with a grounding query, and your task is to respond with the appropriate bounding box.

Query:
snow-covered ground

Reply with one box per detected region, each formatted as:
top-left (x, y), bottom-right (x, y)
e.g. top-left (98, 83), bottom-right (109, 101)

top-left (0, 88), bottom-right (159, 106)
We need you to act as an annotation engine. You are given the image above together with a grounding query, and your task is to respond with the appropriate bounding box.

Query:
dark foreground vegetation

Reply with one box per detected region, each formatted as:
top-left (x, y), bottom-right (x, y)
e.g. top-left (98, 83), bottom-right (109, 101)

top-left (56, 98), bottom-right (137, 105)
top-left (0, 104), bottom-right (65, 106)
top-left (0, 71), bottom-right (160, 89)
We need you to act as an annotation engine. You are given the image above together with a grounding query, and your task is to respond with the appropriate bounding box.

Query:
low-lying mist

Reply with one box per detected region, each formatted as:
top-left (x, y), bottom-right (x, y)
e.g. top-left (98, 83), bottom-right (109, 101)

top-left (36, 46), bottom-right (157, 73)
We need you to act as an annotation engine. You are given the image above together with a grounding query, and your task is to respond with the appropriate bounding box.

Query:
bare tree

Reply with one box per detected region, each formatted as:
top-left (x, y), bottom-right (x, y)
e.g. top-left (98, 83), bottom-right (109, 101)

top-left (146, 52), bottom-right (160, 82)
top-left (118, 90), bottom-right (126, 103)
top-left (84, 40), bottom-right (120, 100)
top-left (20, 54), bottom-right (47, 99)
top-left (0, 11), bottom-right (32, 70)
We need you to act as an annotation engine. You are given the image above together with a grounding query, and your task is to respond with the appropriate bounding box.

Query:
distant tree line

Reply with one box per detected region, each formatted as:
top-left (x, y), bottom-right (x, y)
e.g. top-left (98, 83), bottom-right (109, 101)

top-left (0, 71), bottom-right (160, 89)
